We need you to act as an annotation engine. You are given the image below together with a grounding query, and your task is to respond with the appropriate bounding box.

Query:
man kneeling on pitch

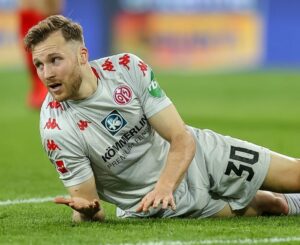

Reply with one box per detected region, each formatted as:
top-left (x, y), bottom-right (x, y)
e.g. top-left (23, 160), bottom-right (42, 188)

top-left (24, 15), bottom-right (300, 222)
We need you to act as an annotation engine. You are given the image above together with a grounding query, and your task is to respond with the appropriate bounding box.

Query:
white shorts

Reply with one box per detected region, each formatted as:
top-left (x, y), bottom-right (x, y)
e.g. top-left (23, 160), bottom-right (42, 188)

top-left (196, 129), bottom-right (271, 215)
top-left (116, 128), bottom-right (271, 219)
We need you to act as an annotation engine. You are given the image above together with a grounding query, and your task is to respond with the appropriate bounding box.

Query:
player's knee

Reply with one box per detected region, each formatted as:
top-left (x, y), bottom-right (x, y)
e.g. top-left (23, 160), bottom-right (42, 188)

top-left (290, 158), bottom-right (300, 191)
top-left (296, 158), bottom-right (300, 170)
top-left (264, 154), bottom-right (300, 192)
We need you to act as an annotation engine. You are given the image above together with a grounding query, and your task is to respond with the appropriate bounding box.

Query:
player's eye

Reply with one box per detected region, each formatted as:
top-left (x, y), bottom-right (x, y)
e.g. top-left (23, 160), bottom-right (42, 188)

top-left (35, 62), bottom-right (44, 70)
top-left (52, 57), bottom-right (62, 65)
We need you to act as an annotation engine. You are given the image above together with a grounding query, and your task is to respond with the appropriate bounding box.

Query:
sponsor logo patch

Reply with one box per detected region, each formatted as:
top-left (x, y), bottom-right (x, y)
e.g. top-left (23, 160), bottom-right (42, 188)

top-left (148, 81), bottom-right (164, 98)
top-left (114, 85), bottom-right (132, 105)
top-left (148, 71), bottom-right (165, 98)
top-left (101, 110), bottom-right (127, 136)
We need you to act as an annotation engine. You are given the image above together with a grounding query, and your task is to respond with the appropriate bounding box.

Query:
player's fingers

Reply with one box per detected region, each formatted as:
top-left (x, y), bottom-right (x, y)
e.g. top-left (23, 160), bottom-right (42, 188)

top-left (169, 198), bottom-right (176, 211)
top-left (136, 195), bottom-right (153, 213)
top-left (70, 203), bottom-right (88, 211)
top-left (142, 198), bottom-right (154, 212)
top-left (88, 201), bottom-right (99, 211)
top-left (136, 197), bottom-right (147, 212)
top-left (162, 198), bottom-right (170, 209)
top-left (152, 198), bottom-right (162, 209)
top-left (93, 199), bottom-right (100, 210)
top-left (136, 203), bottom-right (143, 212)
top-left (53, 197), bottom-right (72, 205)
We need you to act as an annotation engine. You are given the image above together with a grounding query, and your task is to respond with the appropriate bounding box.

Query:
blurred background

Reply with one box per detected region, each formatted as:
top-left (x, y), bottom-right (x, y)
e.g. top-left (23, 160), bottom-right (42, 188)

top-left (1, 0), bottom-right (300, 71)
top-left (0, 0), bottom-right (299, 201)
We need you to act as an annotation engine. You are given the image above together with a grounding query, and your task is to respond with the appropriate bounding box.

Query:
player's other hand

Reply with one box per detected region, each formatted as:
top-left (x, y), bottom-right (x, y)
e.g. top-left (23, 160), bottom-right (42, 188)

top-left (54, 196), bottom-right (100, 218)
top-left (136, 186), bottom-right (176, 213)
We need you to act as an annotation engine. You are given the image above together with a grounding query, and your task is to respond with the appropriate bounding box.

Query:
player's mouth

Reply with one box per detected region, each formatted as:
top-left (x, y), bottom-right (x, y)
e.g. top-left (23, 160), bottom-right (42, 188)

top-left (48, 83), bottom-right (63, 93)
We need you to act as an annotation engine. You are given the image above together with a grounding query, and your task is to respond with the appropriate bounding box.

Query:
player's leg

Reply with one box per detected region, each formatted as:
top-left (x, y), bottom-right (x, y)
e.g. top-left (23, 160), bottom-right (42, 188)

top-left (212, 190), bottom-right (288, 218)
top-left (261, 153), bottom-right (300, 215)
top-left (196, 129), bottom-right (300, 218)
top-left (261, 151), bottom-right (300, 193)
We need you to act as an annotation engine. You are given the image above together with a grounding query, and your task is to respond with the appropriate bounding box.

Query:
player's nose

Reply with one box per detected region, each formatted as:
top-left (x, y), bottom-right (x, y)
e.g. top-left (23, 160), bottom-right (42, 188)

top-left (44, 64), bottom-right (55, 79)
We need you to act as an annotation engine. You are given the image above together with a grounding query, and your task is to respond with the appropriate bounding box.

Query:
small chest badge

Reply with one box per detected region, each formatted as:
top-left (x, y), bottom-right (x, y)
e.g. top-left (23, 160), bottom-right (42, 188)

top-left (114, 85), bottom-right (132, 105)
top-left (101, 110), bottom-right (127, 136)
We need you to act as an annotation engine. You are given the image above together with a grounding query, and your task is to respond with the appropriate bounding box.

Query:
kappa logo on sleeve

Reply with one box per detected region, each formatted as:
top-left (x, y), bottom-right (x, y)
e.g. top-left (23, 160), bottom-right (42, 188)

top-left (138, 60), bottom-right (148, 76)
top-left (47, 139), bottom-right (61, 151)
top-left (54, 160), bottom-right (69, 175)
top-left (119, 54), bottom-right (131, 70)
top-left (102, 58), bottom-right (116, 72)
top-left (101, 110), bottom-right (127, 136)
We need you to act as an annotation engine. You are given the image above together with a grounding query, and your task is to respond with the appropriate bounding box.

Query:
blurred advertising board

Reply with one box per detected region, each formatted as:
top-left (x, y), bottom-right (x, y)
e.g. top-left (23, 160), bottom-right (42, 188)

top-left (119, 0), bottom-right (257, 13)
top-left (113, 0), bottom-right (263, 71)
top-left (0, 1), bottom-right (23, 68)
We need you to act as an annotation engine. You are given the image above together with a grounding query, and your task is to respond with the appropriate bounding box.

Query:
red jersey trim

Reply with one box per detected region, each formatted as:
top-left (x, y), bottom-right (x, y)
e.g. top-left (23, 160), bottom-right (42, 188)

top-left (91, 66), bottom-right (100, 80)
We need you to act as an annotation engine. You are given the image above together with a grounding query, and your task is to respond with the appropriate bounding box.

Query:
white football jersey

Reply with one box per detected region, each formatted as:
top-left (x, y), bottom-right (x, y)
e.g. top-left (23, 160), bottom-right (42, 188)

top-left (40, 53), bottom-right (212, 218)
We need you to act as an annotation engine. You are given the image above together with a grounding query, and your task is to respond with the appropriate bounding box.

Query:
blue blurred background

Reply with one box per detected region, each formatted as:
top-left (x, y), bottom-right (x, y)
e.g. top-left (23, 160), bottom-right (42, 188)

top-left (0, 0), bottom-right (299, 70)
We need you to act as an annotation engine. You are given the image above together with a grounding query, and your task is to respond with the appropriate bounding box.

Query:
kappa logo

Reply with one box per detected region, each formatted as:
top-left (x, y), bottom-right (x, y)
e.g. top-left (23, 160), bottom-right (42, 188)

top-left (54, 160), bottom-right (69, 175)
top-left (101, 110), bottom-right (127, 136)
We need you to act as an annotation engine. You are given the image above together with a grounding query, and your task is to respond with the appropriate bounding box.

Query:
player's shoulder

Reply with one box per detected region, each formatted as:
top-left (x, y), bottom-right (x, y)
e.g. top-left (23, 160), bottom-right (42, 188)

top-left (89, 53), bottom-right (146, 77)
top-left (90, 53), bottom-right (141, 65)
top-left (40, 94), bottom-right (72, 138)
top-left (40, 94), bottom-right (68, 119)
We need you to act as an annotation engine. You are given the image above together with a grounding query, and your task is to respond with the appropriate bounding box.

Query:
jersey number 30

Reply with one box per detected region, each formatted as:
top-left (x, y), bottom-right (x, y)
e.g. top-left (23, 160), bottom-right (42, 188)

top-left (224, 146), bottom-right (259, 182)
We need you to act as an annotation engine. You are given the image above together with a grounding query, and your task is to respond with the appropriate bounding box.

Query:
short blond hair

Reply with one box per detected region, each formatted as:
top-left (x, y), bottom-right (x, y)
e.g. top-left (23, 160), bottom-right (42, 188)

top-left (24, 15), bottom-right (84, 51)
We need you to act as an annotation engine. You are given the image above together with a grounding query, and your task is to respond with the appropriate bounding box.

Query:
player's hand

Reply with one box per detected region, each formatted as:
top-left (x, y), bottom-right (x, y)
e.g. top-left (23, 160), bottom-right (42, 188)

top-left (136, 186), bottom-right (176, 213)
top-left (54, 196), bottom-right (100, 218)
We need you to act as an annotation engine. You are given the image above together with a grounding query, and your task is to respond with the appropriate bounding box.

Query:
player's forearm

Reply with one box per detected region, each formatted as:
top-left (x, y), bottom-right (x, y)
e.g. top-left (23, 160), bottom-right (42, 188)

top-left (72, 209), bottom-right (105, 223)
top-left (156, 129), bottom-right (196, 191)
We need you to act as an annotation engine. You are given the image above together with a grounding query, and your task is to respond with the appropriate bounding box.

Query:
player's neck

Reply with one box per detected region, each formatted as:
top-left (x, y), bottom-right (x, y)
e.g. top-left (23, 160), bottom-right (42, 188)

top-left (77, 65), bottom-right (98, 100)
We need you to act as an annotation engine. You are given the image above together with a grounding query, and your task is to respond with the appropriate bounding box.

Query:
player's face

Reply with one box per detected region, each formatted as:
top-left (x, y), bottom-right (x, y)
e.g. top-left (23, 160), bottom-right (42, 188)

top-left (32, 31), bottom-right (83, 102)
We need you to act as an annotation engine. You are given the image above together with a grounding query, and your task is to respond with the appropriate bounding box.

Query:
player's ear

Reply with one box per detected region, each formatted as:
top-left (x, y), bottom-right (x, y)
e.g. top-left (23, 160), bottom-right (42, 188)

top-left (79, 46), bottom-right (88, 64)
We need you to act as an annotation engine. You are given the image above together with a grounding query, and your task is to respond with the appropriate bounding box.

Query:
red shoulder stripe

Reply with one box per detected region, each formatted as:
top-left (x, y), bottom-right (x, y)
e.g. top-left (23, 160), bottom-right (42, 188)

top-left (91, 66), bottom-right (100, 80)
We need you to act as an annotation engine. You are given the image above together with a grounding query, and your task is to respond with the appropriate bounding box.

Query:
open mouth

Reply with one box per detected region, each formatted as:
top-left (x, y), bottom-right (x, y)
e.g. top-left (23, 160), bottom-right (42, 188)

top-left (48, 83), bottom-right (62, 92)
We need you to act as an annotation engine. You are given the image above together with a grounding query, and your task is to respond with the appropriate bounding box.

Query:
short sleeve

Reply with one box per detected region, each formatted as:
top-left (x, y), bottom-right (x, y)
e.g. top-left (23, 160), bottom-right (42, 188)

top-left (40, 103), bottom-right (93, 187)
top-left (120, 54), bottom-right (172, 118)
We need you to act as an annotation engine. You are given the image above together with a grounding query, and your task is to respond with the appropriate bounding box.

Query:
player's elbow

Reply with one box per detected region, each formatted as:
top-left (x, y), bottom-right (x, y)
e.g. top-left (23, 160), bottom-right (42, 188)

top-left (172, 127), bottom-right (196, 160)
top-left (185, 128), bottom-right (196, 159)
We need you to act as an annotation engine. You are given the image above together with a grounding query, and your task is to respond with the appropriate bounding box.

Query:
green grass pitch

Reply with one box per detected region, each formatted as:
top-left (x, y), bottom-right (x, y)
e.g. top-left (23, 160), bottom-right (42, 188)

top-left (0, 68), bottom-right (300, 245)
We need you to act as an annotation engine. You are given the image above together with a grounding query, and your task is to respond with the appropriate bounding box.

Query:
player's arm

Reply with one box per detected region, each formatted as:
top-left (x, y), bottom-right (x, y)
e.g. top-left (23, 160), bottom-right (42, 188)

top-left (54, 176), bottom-right (105, 222)
top-left (136, 104), bottom-right (196, 212)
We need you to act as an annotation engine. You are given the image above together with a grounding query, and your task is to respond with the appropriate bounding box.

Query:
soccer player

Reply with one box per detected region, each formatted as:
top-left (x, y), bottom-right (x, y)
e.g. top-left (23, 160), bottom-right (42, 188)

top-left (24, 15), bottom-right (300, 222)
